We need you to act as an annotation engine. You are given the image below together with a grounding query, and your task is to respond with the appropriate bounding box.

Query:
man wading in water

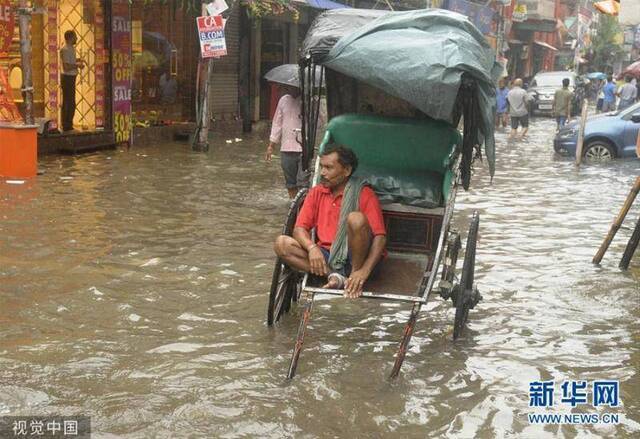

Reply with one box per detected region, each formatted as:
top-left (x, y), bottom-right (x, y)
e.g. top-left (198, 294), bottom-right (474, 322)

top-left (273, 145), bottom-right (386, 298)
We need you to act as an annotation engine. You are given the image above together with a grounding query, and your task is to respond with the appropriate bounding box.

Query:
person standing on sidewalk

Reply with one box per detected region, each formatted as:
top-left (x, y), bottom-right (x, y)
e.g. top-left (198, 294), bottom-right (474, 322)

top-left (507, 78), bottom-right (531, 139)
top-left (265, 85), bottom-right (306, 199)
top-left (60, 30), bottom-right (84, 132)
top-left (602, 75), bottom-right (617, 113)
top-left (552, 78), bottom-right (573, 131)
top-left (617, 76), bottom-right (637, 111)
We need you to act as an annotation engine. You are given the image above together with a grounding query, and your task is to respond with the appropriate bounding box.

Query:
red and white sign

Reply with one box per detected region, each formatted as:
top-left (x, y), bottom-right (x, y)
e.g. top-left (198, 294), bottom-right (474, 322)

top-left (0, 0), bottom-right (15, 54)
top-left (197, 15), bottom-right (227, 58)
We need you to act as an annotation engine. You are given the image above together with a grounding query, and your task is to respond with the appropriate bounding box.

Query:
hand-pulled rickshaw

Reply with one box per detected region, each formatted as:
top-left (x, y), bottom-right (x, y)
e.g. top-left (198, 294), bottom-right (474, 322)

top-left (266, 9), bottom-right (501, 379)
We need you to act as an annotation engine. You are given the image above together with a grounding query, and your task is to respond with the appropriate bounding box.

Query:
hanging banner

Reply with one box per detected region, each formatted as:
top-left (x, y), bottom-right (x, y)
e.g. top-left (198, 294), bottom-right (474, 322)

top-left (197, 15), bottom-right (227, 58)
top-left (112, 0), bottom-right (132, 144)
top-left (45, 0), bottom-right (58, 130)
top-left (0, 0), bottom-right (14, 53)
top-left (95, 4), bottom-right (105, 129)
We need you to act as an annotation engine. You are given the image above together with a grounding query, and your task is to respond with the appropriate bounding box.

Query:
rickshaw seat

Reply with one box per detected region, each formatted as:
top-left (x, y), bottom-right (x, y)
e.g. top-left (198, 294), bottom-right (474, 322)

top-left (319, 114), bottom-right (461, 208)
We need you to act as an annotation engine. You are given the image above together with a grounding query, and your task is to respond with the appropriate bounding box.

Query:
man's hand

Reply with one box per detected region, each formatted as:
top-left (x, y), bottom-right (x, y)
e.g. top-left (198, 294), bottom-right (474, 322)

top-left (265, 144), bottom-right (273, 162)
top-left (308, 246), bottom-right (328, 276)
top-left (344, 268), bottom-right (370, 299)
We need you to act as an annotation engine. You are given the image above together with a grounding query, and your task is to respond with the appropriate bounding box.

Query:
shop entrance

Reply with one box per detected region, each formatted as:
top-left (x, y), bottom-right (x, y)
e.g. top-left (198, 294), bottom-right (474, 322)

top-left (56, 0), bottom-right (106, 130)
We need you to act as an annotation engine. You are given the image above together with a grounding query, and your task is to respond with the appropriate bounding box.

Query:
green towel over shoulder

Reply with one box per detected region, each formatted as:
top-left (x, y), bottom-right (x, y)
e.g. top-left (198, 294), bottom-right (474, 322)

top-left (328, 176), bottom-right (369, 272)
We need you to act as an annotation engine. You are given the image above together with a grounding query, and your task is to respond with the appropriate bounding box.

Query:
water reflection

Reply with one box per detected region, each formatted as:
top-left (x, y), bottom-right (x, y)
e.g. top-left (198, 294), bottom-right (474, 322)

top-left (0, 118), bottom-right (638, 437)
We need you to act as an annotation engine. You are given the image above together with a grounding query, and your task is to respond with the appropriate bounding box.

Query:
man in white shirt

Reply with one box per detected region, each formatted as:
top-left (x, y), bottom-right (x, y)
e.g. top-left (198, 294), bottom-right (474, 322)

top-left (60, 30), bottom-right (84, 132)
top-left (616, 76), bottom-right (637, 111)
top-left (507, 78), bottom-right (532, 139)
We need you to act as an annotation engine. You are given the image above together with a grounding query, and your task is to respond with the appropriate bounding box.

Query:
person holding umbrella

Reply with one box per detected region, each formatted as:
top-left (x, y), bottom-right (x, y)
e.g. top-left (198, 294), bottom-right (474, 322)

top-left (264, 65), bottom-right (305, 199)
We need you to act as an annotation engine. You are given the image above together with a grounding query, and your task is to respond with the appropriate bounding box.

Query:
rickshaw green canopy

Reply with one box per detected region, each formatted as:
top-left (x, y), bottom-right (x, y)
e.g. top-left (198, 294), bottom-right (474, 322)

top-left (321, 9), bottom-right (502, 177)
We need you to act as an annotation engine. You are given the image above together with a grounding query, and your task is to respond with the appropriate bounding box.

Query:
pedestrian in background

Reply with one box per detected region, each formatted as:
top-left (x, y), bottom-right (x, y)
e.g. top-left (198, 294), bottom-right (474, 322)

top-left (596, 79), bottom-right (605, 113)
top-left (602, 75), bottom-right (617, 113)
top-left (60, 30), bottom-right (85, 132)
top-left (265, 85), bottom-right (306, 199)
top-left (495, 78), bottom-right (509, 129)
top-left (552, 78), bottom-right (573, 131)
top-left (507, 78), bottom-right (532, 139)
top-left (616, 76), bottom-right (637, 111)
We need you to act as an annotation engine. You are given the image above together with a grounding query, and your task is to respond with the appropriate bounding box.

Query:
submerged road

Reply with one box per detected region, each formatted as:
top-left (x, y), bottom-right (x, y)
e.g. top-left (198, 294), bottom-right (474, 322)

top-left (1, 117), bottom-right (638, 437)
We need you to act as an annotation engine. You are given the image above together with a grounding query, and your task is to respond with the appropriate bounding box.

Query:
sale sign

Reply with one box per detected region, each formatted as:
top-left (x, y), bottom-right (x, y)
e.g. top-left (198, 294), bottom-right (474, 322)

top-left (112, 0), bottom-right (132, 144)
top-left (197, 15), bottom-right (227, 58)
top-left (0, 0), bottom-right (15, 54)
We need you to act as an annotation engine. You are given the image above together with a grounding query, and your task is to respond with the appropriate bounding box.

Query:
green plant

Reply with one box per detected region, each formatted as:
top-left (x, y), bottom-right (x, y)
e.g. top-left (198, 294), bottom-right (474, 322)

top-left (591, 15), bottom-right (625, 72)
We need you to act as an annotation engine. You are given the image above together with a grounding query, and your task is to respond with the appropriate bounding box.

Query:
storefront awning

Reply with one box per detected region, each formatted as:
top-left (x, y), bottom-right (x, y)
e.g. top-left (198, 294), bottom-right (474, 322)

top-left (305, 0), bottom-right (351, 9)
top-left (534, 40), bottom-right (558, 51)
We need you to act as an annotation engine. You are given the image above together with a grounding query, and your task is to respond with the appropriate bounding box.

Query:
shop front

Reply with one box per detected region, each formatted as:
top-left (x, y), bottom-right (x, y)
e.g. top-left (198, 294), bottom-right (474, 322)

top-left (0, 0), bottom-right (114, 153)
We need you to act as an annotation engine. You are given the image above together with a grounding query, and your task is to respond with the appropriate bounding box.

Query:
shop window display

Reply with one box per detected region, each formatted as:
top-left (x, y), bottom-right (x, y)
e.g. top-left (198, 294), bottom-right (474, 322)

top-left (130, 0), bottom-right (197, 125)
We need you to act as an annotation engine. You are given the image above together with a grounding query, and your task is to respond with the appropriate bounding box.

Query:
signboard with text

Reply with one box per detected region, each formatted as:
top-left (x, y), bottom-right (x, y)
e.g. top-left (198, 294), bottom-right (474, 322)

top-left (197, 15), bottom-right (227, 58)
top-left (111, 0), bottom-right (132, 144)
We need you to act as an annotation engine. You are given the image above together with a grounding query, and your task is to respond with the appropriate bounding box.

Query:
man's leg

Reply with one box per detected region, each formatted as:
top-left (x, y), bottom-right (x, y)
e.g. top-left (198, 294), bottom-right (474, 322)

top-left (509, 116), bottom-right (518, 139)
top-left (287, 188), bottom-right (298, 199)
top-left (520, 116), bottom-right (529, 138)
top-left (69, 75), bottom-right (76, 128)
top-left (274, 235), bottom-right (310, 272)
top-left (346, 212), bottom-right (372, 271)
top-left (61, 76), bottom-right (71, 131)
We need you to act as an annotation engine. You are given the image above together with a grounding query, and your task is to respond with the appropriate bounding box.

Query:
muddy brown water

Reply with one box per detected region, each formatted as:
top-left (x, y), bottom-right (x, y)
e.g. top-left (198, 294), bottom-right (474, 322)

top-left (1, 117), bottom-right (639, 438)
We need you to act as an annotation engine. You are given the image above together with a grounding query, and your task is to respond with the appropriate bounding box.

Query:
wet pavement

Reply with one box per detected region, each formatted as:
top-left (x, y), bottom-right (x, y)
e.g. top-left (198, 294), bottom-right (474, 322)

top-left (0, 117), bottom-right (639, 438)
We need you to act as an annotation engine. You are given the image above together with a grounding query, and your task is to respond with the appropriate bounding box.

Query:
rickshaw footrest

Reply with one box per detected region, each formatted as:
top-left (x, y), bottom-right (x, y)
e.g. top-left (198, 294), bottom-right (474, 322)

top-left (303, 287), bottom-right (427, 304)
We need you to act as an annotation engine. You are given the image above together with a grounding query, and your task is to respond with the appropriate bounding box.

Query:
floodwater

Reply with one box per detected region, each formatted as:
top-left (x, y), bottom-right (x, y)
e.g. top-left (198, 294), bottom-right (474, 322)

top-left (0, 118), bottom-right (638, 438)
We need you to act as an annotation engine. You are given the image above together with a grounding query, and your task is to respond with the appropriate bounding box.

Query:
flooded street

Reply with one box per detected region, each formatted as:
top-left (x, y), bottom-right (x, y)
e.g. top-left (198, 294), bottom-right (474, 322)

top-left (1, 117), bottom-right (639, 437)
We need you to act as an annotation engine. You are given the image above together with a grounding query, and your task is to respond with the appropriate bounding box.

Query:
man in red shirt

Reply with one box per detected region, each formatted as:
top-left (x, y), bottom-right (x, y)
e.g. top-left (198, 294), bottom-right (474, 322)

top-left (274, 145), bottom-right (386, 298)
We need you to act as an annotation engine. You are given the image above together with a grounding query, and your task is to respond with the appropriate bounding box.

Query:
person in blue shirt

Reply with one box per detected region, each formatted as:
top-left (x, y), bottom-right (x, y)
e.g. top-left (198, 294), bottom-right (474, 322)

top-left (495, 78), bottom-right (509, 129)
top-left (602, 75), bottom-right (617, 113)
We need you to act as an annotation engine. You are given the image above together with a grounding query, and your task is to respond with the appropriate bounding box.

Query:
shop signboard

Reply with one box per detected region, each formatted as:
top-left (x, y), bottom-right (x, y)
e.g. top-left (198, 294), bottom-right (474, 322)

top-left (112, 0), bottom-right (132, 144)
top-left (512, 4), bottom-right (527, 23)
top-left (197, 15), bottom-right (227, 58)
top-left (0, 0), bottom-right (14, 53)
top-left (446, 0), bottom-right (495, 35)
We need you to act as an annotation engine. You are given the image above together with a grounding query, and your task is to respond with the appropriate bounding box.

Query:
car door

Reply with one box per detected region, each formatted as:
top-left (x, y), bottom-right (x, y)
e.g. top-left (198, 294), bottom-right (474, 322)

top-left (621, 109), bottom-right (640, 157)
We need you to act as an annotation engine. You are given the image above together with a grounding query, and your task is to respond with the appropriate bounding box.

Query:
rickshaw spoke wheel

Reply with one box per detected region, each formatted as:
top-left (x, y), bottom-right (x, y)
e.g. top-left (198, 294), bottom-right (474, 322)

top-left (266, 188), bottom-right (308, 326)
top-left (453, 211), bottom-right (479, 340)
top-left (439, 231), bottom-right (461, 300)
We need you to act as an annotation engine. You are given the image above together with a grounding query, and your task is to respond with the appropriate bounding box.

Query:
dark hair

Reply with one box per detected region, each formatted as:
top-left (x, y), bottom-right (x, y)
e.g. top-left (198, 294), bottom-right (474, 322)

top-left (607, 74), bottom-right (613, 82)
top-left (562, 78), bottom-right (570, 87)
top-left (64, 30), bottom-right (76, 41)
top-left (321, 143), bottom-right (358, 175)
top-left (626, 76), bottom-right (632, 82)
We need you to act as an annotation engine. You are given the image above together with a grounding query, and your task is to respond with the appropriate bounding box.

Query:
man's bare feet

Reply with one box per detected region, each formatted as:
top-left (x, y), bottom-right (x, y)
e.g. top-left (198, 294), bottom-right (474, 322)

top-left (322, 272), bottom-right (346, 289)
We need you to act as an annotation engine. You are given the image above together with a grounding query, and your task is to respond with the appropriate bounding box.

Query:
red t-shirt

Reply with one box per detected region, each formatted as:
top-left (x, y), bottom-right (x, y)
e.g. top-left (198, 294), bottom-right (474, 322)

top-left (295, 184), bottom-right (386, 250)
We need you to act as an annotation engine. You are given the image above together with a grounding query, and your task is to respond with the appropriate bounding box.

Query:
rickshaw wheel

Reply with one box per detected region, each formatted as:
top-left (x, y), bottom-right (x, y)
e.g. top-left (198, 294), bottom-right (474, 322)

top-left (453, 211), bottom-right (480, 340)
top-left (267, 188), bottom-right (308, 326)
top-left (438, 231), bottom-right (461, 300)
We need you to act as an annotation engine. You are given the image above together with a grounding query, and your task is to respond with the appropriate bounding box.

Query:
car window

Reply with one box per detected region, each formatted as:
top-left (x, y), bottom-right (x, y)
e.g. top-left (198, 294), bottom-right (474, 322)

top-left (533, 74), bottom-right (574, 87)
top-left (619, 102), bottom-right (640, 120)
top-left (530, 80), bottom-right (537, 88)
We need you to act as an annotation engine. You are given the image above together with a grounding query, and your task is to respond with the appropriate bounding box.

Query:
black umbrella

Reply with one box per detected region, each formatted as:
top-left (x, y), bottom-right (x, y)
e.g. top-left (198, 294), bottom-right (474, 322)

top-left (264, 64), bottom-right (325, 88)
